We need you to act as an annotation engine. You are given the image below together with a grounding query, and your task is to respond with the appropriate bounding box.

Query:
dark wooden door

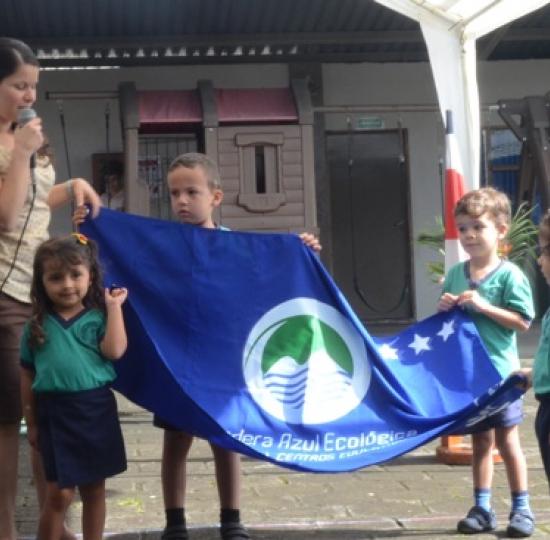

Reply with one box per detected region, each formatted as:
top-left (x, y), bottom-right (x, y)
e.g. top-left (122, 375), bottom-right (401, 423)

top-left (327, 130), bottom-right (414, 323)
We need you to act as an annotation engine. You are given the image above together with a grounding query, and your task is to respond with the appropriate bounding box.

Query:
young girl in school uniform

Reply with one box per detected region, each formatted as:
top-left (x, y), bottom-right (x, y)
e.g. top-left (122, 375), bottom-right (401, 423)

top-left (20, 234), bottom-right (128, 540)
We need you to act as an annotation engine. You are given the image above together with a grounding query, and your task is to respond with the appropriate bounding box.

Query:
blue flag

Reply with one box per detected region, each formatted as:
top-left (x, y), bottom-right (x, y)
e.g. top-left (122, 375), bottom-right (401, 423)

top-left (81, 209), bottom-right (525, 473)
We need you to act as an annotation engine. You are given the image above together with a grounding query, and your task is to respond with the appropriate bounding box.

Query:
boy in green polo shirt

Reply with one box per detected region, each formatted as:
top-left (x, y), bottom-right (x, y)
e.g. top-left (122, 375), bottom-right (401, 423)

top-left (438, 187), bottom-right (535, 537)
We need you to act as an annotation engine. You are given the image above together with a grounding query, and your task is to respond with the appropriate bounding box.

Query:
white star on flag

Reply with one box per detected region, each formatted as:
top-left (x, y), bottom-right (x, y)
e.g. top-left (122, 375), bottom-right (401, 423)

top-left (378, 343), bottom-right (399, 361)
top-left (408, 334), bottom-right (431, 355)
top-left (437, 320), bottom-right (455, 342)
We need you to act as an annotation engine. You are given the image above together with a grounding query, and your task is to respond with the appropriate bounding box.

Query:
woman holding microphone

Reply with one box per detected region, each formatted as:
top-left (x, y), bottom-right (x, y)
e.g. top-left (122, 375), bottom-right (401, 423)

top-left (0, 37), bottom-right (101, 540)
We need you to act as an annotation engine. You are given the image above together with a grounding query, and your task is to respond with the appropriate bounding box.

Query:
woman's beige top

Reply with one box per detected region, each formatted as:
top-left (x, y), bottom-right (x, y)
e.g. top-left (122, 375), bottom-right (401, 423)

top-left (0, 145), bottom-right (54, 303)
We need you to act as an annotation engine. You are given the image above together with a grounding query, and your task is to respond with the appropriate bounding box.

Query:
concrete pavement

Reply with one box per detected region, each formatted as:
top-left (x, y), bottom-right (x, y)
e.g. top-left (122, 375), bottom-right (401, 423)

top-left (15, 325), bottom-right (550, 539)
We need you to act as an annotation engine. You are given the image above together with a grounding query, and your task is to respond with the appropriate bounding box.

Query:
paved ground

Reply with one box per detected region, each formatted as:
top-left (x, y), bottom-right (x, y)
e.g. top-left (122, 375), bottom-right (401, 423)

top-left (15, 326), bottom-right (550, 539)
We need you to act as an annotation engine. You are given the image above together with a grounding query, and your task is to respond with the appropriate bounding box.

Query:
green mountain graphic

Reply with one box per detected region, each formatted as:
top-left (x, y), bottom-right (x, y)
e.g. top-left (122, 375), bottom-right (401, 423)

top-left (260, 315), bottom-right (353, 376)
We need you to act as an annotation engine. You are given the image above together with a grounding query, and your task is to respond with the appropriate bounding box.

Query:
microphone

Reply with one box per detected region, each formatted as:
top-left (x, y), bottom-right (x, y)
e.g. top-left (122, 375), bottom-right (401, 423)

top-left (17, 107), bottom-right (37, 188)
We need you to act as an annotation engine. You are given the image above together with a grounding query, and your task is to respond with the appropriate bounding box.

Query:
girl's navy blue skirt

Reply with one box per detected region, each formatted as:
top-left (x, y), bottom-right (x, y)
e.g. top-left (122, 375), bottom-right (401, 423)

top-left (36, 385), bottom-right (127, 488)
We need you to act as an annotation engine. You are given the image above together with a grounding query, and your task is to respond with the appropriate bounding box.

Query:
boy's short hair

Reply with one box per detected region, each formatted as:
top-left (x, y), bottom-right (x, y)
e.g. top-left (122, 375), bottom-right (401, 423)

top-left (167, 152), bottom-right (221, 190)
top-left (540, 210), bottom-right (550, 245)
top-left (454, 187), bottom-right (511, 227)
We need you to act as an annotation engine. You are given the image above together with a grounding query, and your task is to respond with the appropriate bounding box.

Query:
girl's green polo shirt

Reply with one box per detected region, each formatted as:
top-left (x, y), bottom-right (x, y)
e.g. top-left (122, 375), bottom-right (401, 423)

top-left (20, 309), bottom-right (116, 392)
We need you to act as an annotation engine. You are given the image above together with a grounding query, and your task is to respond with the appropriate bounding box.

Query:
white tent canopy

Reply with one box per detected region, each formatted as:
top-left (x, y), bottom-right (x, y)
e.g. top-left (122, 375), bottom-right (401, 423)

top-left (374, 0), bottom-right (550, 190)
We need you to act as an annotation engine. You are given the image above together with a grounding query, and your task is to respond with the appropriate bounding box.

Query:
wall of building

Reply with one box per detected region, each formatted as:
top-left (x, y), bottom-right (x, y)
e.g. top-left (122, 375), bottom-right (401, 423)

top-left (323, 59), bottom-right (550, 320)
top-left (36, 59), bottom-right (550, 321)
top-left (38, 64), bottom-right (289, 232)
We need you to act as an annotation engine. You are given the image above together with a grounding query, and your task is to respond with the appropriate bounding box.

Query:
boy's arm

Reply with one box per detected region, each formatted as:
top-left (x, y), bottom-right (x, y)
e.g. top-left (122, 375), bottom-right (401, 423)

top-left (457, 289), bottom-right (530, 331)
top-left (20, 366), bottom-right (38, 449)
top-left (100, 288), bottom-right (129, 360)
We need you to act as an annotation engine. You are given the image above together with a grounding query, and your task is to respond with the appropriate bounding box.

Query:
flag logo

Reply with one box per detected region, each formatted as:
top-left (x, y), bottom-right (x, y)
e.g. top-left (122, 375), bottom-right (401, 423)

top-left (243, 298), bottom-right (371, 424)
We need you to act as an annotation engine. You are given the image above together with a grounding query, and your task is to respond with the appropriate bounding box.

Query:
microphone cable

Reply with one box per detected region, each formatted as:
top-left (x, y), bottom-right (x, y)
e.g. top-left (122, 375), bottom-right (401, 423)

top-left (0, 108), bottom-right (39, 294)
top-left (0, 182), bottom-right (37, 294)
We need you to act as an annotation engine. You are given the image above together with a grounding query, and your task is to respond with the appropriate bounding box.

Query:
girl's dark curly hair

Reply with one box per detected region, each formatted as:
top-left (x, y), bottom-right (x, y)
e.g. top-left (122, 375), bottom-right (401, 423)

top-left (29, 235), bottom-right (105, 348)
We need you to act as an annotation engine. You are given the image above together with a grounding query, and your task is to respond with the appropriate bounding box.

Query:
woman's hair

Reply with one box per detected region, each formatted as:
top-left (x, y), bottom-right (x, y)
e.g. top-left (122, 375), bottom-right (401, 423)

top-left (37, 134), bottom-right (54, 165)
top-left (0, 37), bottom-right (39, 82)
top-left (29, 235), bottom-right (105, 348)
top-left (454, 187), bottom-right (511, 228)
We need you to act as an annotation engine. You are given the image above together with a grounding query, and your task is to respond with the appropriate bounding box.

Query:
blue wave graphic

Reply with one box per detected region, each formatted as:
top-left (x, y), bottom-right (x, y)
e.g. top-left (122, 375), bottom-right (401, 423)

top-left (264, 361), bottom-right (353, 410)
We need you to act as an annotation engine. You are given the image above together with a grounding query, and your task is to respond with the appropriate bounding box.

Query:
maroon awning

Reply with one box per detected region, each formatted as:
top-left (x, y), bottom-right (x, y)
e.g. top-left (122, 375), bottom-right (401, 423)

top-left (216, 88), bottom-right (297, 122)
top-left (138, 90), bottom-right (202, 124)
top-left (137, 87), bottom-right (297, 126)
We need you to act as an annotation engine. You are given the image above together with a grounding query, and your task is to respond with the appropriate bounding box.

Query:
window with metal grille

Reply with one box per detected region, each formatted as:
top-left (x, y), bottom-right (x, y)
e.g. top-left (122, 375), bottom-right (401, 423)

top-left (138, 134), bottom-right (198, 220)
top-left (236, 133), bottom-right (286, 212)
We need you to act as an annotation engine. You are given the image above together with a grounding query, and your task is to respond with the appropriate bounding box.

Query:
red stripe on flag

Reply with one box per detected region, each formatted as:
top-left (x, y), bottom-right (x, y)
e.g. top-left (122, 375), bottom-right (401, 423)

top-left (444, 168), bottom-right (465, 240)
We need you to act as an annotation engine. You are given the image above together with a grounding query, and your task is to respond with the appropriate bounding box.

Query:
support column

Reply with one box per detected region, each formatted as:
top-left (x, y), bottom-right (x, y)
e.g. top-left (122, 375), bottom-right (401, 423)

top-left (289, 63), bottom-right (332, 271)
top-left (118, 82), bottom-right (149, 216)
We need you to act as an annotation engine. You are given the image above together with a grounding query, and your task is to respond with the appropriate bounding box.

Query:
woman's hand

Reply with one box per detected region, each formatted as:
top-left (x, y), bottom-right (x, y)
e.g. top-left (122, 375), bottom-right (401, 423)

top-left (71, 178), bottom-right (102, 224)
top-left (13, 117), bottom-right (43, 156)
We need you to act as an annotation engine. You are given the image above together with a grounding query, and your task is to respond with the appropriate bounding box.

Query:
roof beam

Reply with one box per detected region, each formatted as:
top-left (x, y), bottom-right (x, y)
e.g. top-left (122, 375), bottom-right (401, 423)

top-left (26, 25), bottom-right (550, 64)
top-left (27, 30), bottom-right (424, 50)
top-left (503, 28), bottom-right (550, 41)
top-left (37, 49), bottom-right (429, 68)
top-left (478, 23), bottom-right (510, 60)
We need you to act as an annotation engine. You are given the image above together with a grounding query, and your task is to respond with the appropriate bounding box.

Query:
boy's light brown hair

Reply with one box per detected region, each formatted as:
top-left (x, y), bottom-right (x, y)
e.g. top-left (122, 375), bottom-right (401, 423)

top-left (167, 152), bottom-right (222, 190)
top-left (454, 187), bottom-right (511, 228)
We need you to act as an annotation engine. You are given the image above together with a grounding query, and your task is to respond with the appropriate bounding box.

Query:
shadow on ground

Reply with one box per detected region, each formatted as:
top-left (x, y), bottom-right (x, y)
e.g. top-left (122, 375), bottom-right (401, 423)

top-left (134, 527), bottom-right (508, 540)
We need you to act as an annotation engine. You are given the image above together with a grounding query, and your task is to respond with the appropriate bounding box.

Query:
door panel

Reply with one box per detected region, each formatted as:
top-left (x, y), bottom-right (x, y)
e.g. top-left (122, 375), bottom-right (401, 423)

top-left (327, 130), bottom-right (414, 323)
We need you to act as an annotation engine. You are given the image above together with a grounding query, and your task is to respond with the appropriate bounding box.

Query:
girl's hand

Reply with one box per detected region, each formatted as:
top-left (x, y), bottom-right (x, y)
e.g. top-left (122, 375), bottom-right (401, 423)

top-left (438, 292), bottom-right (458, 312)
top-left (299, 232), bottom-right (322, 253)
top-left (457, 290), bottom-right (490, 312)
top-left (105, 287), bottom-right (128, 307)
top-left (71, 178), bottom-right (102, 223)
top-left (14, 117), bottom-right (43, 156)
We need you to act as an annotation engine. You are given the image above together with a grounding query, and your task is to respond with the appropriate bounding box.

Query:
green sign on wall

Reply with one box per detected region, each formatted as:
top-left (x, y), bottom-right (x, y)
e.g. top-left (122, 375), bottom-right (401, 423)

top-left (356, 116), bottom-right (385, 130)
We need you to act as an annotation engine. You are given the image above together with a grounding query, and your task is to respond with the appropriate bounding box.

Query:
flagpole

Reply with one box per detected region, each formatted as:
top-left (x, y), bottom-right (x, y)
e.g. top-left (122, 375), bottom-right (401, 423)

top-left (434, 110), bottom-right (501, 465)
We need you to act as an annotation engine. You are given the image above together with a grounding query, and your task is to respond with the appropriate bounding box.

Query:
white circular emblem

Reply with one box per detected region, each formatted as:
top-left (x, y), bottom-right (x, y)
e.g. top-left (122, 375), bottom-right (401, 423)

top-left (243, 298), bottom-right (371, 425)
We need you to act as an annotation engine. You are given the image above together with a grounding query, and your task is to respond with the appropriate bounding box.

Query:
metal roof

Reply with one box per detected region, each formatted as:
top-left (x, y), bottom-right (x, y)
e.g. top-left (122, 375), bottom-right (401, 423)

top-left (1, 0), bottom-right (549, 67)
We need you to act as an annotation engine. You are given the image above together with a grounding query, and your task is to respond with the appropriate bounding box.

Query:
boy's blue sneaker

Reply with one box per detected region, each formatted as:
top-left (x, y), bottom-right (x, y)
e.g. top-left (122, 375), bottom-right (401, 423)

top-left (507, 511), bottom-right (535, 538)
top-left (457, 506), bottom-right (497, 534)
